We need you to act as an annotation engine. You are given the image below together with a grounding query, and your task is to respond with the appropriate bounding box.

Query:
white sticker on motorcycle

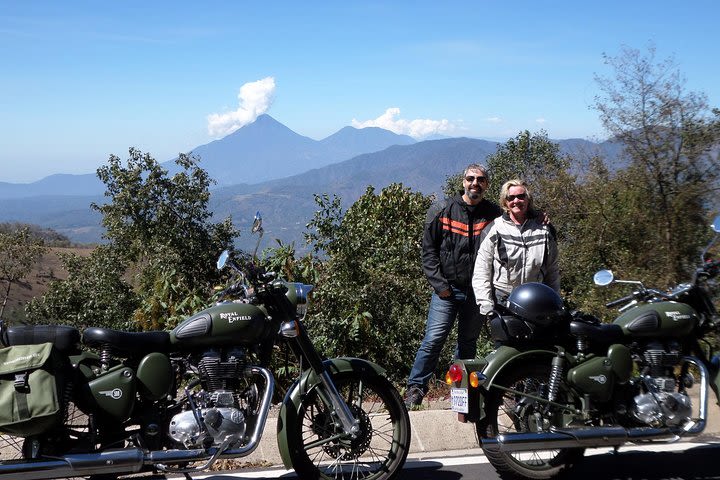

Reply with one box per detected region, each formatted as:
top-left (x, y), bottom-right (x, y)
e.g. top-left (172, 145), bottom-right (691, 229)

top-left (219, 312), bottom-right (252, 323)
top-left (99, 388), bottom-right (123, 400)
top-left (665, 311), bottom-right (692, 322)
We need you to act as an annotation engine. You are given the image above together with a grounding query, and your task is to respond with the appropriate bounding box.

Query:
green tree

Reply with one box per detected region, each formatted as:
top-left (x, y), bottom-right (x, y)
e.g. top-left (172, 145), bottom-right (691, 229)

top-left (593, 44), bottom-right (720, 284)
top-left (91, 148), bottom-right (237, 329)
top-left (553, 159), bottom-right (650, 315)
top-left (442, 131), bottom-right (573, 210)
top-left (26, 246), bottom-right (139, 330)
top-left (27, 148), bottom-right (237, 330)
top-left (303, 184), bottom-right (433, 382)
top-left (442, 172), bottom-right (464, 198)
top-left (485, 130), bottom-right (572, 206)
top-left (0, 226), bottom-right (47, 319)
top-left (261, 239), bottom-right (319, 287)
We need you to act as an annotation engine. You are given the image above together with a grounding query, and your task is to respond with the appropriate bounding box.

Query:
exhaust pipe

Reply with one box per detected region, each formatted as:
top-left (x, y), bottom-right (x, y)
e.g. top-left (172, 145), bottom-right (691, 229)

top-left (0, 449), bottom-right (145, 480)
top-left (0, 443), bottom-right (269, 480)
top-left (483, 426), bottom-right (677, 453)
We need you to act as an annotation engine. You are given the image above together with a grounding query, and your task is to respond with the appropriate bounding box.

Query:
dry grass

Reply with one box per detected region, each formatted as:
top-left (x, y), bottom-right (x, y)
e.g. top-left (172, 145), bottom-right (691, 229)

top-left (2, 246), bottom-right (93, 322)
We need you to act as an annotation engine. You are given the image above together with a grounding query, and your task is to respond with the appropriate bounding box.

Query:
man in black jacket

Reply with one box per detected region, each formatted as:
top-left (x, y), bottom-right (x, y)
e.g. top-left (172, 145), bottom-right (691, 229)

top-left (405, 163), bottom-right (502, 408)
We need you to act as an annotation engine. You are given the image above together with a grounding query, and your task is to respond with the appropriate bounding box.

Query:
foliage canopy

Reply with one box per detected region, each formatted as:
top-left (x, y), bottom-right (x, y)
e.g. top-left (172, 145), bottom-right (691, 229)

top-left (27, 148), bottom-right (236, 330)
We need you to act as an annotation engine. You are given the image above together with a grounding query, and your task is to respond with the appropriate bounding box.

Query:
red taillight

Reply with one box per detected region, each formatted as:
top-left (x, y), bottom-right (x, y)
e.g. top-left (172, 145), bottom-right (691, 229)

top-left (445, 364), bottom-right (463, 384)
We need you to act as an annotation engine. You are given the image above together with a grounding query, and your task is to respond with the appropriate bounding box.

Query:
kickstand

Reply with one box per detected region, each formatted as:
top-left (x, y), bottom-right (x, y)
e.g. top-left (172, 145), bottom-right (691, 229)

top-left (183, 473), bottom-right (193, 480)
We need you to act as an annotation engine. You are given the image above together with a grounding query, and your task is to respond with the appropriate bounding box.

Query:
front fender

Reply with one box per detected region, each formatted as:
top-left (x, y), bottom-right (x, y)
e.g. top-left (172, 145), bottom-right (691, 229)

top-left (276, 357), bottom-right (386, 469)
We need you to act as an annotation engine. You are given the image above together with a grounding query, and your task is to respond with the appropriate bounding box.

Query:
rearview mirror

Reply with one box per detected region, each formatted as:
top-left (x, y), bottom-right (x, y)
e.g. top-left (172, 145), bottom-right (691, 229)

top-left (217, 250), bottom-right (230, 270)
top-left (252, 211), bottom-right (263, 234)
top-left (593, 269), bottom-right (614, 286)
top-left (712, 215), bottom-right (720, 233)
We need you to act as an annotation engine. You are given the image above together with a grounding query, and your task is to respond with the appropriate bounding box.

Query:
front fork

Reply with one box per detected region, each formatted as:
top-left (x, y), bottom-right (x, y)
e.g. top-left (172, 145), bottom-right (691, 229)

top-left (316, 371), bottom-right (361, 436)
top-left (290, 320), bottom-right (360, 436)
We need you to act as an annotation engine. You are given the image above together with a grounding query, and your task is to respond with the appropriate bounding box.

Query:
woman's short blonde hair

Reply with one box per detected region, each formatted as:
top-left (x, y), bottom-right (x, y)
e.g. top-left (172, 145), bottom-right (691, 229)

top-left (500, 179), bottom-right (534, 214)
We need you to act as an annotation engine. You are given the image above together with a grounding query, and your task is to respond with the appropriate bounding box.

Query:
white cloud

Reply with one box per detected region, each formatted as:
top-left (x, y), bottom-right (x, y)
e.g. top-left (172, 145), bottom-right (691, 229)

top-left (535, 117), bottom-right (547, 124)
top-left (207, 77), bottom-right (276, 137)
top-left (351, 108), bottom-right (456, 139)
top-left (484, 117), bottom-right (503, 124)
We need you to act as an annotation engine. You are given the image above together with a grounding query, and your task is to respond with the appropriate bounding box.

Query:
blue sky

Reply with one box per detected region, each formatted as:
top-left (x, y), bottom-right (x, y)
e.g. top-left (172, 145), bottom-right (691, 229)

top-left (2, 1), bottom-right (718, 183)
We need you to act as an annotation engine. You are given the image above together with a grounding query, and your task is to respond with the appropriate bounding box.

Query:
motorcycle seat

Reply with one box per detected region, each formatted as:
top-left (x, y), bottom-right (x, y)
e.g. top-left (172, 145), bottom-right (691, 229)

top-left (569, 320), bottom-right (624, 344)
top-left (2, 324), bottom-right (81, 354)
top-left (82, 327), bottom-right (171, 358)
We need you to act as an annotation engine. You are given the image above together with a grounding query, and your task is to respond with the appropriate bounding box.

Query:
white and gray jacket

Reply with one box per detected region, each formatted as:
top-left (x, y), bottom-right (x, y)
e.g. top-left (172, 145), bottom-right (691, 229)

top-left (472, 213), bottom-right (559, 314)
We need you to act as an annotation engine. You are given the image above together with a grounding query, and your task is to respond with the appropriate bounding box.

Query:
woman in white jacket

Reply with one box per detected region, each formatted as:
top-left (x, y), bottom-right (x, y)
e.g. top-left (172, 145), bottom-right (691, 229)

top-left (472, 179), bottom-right (559, 315)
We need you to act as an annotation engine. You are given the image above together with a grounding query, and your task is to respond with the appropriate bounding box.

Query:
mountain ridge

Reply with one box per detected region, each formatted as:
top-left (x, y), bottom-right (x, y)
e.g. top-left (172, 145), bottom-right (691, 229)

top-left (0, 117), bottom-right (621, 250)
top-left (0, 115), bottom-right (418, 197)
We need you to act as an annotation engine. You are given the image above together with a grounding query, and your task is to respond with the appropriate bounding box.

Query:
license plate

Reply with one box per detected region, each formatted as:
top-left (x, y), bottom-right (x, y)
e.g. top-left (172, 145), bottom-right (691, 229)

top-left (450, 388), bottom-right (469, 413)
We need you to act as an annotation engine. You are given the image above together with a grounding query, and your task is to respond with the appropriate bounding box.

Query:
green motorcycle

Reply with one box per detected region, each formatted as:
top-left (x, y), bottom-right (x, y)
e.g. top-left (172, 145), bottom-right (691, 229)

top-left (447, 216), bottom-right (720, 480)
top-left (0, 213), bottom-right (410, 479)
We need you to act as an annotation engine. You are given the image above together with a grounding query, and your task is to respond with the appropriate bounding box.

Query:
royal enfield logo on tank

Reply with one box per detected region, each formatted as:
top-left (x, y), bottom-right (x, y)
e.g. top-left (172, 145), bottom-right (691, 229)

top-left (219, 312), bottom-right (252, 324)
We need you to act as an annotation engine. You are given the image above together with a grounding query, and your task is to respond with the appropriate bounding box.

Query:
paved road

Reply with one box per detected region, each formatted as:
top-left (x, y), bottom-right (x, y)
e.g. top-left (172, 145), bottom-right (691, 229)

top-left (181, 441), bottom-right (720, 480)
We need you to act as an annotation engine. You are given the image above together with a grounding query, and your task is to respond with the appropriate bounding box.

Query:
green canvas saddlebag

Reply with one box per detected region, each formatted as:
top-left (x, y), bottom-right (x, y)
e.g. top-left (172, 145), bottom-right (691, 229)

top-left (0, 342), bottom-right (66, 436)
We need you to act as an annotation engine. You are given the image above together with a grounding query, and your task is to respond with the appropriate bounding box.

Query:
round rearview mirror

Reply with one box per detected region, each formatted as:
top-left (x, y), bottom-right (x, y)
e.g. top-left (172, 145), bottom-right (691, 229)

top-left (252, 211), bottom-right (263, 234)
top-left (593, 269), bottom-right (614, 286)
top-left (712, 215), bottom-right (720, 233)
top-left (217, 250), bottom-right (230, 270)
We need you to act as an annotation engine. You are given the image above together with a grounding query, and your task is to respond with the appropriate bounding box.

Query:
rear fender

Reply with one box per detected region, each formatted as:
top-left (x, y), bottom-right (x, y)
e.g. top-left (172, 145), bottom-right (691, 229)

top-left (276, 357), bottom-right (386, 469)
top-left (454, 346), bottom-right (556, 422)
top-left (483, 346), bottom-right (557, 387)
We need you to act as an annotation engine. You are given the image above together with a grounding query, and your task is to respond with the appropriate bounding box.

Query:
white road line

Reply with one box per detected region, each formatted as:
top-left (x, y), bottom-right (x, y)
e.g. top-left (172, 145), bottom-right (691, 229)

top-left (187, 441), bottom-right (720, 478)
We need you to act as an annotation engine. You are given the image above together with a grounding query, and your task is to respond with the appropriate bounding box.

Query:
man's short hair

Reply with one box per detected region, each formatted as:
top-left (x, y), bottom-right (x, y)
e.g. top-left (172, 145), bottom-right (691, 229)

top-left (464, 163), bottom-right (488, 178)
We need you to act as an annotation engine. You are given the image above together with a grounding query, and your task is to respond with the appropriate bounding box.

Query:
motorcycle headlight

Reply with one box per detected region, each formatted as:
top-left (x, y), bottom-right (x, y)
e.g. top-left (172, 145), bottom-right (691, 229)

top-left (287, 282), bottom-right (314, 319)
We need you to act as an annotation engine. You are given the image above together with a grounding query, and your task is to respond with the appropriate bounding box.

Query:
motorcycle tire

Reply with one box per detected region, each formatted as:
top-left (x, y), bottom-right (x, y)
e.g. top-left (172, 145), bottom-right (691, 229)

top-left (478, 363), bottom-right (585, 480)
top-left (287, 371), bottom-right (410, 480)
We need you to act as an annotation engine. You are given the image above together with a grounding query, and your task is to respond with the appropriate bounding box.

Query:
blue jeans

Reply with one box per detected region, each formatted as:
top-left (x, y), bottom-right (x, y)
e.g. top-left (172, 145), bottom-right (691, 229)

top-left (407, 286), bottom-right (483, 389)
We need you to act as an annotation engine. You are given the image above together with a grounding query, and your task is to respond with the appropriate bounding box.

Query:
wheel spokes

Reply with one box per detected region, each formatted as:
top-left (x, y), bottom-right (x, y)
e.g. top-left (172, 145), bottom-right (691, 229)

top-left (300, 378), bottom-right (398, 479)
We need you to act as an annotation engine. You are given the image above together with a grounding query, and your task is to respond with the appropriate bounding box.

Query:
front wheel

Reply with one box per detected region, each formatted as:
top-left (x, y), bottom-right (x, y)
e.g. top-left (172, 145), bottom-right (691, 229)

top-left (287, 372), bottom-right (410, 480)
top-left (478, 363), bottom-right (585, 480)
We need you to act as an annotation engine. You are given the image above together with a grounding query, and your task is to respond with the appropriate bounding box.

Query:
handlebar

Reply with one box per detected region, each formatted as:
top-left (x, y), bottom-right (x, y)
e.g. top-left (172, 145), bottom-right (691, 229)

top-left (215, 256), bottom-right (282, 303)
top-left (700, 259), bottom-right (720, 278)
top-left (606, 294), bottom-right (637, 309)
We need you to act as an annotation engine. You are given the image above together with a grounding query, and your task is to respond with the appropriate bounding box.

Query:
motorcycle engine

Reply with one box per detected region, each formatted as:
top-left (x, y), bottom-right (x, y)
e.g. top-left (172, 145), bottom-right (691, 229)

top-left (632, 341), bottom-right (693, 427)
top-left (169, 348), bottom-right (253, 448)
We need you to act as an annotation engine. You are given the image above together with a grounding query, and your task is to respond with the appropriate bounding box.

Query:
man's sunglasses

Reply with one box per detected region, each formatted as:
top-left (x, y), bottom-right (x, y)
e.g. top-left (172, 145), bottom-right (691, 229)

top-left (464, 175), bottom-right (487, 183)
top-left (506, 193), bottom-right (527, 201)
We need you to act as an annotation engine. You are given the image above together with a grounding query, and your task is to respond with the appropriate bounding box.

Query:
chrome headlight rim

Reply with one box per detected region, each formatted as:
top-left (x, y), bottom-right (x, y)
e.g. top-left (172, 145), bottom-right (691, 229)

top-left (289, 282), bottom-right (314, 319)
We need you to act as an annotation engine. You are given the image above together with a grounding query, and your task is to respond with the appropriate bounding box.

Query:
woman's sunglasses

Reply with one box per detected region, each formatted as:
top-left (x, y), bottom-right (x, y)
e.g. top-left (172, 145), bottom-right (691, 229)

top-left (506, 193), bottom-right (527, 201)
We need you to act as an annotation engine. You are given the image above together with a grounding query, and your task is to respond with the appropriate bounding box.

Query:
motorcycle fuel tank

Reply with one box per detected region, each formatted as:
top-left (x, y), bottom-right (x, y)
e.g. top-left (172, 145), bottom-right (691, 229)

top-left (170, 302), bottom-right (271, 348)
top-left (614, 301), bottom-right (697, 338)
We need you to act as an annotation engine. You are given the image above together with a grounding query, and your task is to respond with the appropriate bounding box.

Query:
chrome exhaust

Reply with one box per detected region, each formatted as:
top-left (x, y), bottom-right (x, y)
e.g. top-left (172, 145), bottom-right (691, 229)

top-left (0, 449), bottom-right (145, 480)
top-left (482, 426), bottom-right (676, 452)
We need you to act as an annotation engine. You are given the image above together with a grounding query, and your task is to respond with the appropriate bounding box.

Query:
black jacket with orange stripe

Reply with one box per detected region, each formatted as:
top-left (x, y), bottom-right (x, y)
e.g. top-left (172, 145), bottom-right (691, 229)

top-left (422, 195), bottom-right (502, 294)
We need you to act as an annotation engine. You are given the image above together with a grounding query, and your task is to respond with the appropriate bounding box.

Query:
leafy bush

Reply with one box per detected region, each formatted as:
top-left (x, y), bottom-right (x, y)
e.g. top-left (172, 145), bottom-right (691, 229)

top-left (300, 184), bottom-right (433, 383)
